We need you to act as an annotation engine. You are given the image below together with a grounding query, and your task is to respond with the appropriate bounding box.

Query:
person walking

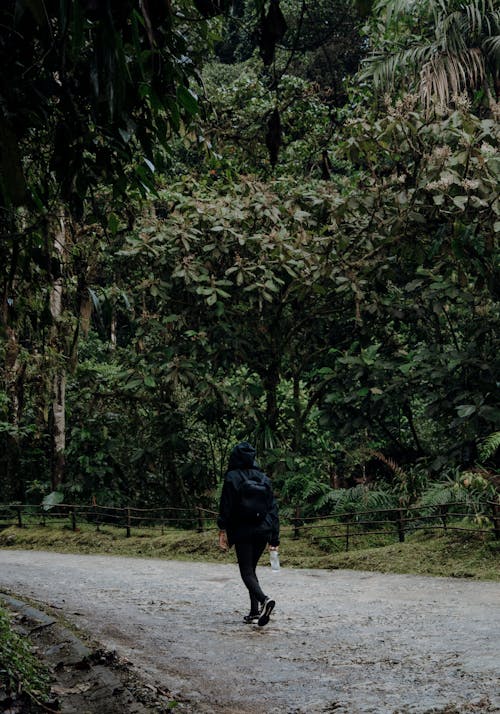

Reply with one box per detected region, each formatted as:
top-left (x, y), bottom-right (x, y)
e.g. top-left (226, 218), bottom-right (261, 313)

top-left (217, 441), bottom-right (280, 627)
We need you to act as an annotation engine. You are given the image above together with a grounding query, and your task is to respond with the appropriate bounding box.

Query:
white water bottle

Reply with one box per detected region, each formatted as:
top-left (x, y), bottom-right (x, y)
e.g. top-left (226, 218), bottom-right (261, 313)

top-left (270, 549), bottom-right (280, 572)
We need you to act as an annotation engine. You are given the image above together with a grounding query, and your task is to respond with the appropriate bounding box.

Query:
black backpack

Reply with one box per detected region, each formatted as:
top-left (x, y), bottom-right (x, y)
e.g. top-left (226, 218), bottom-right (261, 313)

top-left (237, 472), bottom-right (272, 524)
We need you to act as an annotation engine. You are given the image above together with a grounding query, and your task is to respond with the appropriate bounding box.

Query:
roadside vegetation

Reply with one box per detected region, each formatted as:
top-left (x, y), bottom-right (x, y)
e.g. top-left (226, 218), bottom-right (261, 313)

top-left (0, 605), bottom-right (52, 712)
top-left (1, 523), bottom-right (498, 581)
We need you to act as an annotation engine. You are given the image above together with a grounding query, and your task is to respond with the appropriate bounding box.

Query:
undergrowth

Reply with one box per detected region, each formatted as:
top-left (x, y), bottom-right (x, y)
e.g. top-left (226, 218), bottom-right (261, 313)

top-left (0, 605), bottom-right (51, 708)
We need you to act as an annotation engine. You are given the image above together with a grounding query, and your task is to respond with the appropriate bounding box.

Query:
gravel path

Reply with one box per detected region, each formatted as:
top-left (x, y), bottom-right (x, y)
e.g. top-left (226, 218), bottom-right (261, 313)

top-left (0, 549), bottom-right (499, 713)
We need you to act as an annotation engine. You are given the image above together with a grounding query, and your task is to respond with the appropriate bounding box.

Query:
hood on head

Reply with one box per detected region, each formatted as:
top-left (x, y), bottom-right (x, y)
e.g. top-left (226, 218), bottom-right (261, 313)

top-left (228, 441), bottom-right (256, 470)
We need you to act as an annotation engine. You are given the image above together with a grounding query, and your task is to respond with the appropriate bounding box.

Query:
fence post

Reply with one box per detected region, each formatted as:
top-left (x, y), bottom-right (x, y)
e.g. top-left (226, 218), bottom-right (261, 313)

top-left (197, 507), bottom-right (204, 533)
top-left (71, 506), bottom-right (77, 532)
top-left (439, 505), bottom-right (448, 531)
top-left (397, 509), bottom-right (405, 543)
top-left (345, 519), bottom-right (350, 552)
top-left (16, 506), bottom-right (22, 528)
top-left (491, 502), bottom-right (500, 540)
top-left (93, 504), bottom-right (100, 532)
top-left (293, 507), bottom-right (301, 538)
top-left (126, 508), bottom-right (131, 538)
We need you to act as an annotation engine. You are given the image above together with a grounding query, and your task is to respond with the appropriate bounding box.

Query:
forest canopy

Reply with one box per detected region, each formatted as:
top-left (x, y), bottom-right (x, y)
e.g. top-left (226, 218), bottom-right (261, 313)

top-left (1, 0), bottom-right (499, 517)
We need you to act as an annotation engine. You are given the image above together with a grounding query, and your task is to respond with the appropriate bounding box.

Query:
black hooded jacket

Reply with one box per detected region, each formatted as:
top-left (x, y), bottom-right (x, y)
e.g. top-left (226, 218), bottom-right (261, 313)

top-left (217, 442), bottom-right (280, 547)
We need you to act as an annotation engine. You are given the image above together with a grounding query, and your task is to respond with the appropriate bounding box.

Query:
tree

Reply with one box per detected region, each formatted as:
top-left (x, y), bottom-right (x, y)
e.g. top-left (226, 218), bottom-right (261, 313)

top-left (0, 0), bottom-right (209, 493)
top-left (361, 0), bottom-right (500, 111)
top-left (202, 60), bottom-right (335, 176)
top-left (318, 97), bottom-right (499, 479)
top-left (215, 0), bottom-right (366, 105)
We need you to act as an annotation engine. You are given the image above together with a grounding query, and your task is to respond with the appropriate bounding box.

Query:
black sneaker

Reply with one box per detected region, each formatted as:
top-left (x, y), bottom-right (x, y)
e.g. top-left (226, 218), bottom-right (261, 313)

top-left (243, 613), bottom-right (259, 624)
top-left (258, 598), bottom-right (275, 627)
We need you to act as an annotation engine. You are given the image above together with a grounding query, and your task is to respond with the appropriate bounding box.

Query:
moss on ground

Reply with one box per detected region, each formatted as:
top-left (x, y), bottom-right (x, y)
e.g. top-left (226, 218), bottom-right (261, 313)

top-left (0, 521), bottom-right (498, 581)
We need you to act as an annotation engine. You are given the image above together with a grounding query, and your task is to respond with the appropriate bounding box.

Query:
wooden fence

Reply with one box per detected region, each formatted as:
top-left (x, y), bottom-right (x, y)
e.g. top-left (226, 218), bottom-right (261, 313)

top-left (0, 500), bottom-right (498, 551)
top-left (0, 503), bottom-right (217, 537)
top-left (288, 501), bottom-right (499, 551)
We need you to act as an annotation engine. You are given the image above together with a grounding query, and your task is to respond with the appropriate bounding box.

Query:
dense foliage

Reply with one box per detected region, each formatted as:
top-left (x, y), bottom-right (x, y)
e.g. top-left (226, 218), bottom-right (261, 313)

top-left (1, 0), bottom-right (498, 517)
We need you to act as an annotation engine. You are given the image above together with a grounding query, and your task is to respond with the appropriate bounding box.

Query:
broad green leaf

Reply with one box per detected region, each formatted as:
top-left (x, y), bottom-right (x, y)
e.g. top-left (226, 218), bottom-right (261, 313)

top-left (42, 491), bottom-right (65, 511)
top-left (177, 85), bottom-right (199, 116)
top-left (107, 212), bottom-right (120, 235)
top-left (456, 404), bottom-right (476, 418)
top-left (452, 196), bottom-right (468, 210)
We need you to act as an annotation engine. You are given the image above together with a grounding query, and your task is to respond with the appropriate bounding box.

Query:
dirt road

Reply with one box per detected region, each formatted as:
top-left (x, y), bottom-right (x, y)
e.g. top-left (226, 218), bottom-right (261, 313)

top-left (0, 549), bottom-right (499, 713)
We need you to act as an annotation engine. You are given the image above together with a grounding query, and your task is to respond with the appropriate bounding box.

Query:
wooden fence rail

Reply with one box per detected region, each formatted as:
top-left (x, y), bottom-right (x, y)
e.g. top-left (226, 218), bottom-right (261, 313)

top-left (0, 500), bottom-right (498, 550)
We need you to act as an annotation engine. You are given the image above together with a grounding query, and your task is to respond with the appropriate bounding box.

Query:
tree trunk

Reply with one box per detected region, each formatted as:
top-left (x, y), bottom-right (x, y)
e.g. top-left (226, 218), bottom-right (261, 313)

top-left (3, 325), bottom-right (24, 499)
top-left (291, 373), bottom-right (303, 451)
top-left (1, 232), bottom-right (25, 500)
top-left (262, 361), bottom-right (280, 444)
top-left (51, 371), bottom-right (66, 491)
top-left (49, 209), bottom-right (66, 491)
top-left (110, 307), bottom-right (117, 349)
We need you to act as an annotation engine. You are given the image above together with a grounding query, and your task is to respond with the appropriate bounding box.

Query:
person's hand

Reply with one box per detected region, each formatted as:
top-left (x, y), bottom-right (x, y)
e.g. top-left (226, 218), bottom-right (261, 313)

top-left (218, 530), bottom-right (229, 552)
top-left (269, 545), bottom-right (279, 552)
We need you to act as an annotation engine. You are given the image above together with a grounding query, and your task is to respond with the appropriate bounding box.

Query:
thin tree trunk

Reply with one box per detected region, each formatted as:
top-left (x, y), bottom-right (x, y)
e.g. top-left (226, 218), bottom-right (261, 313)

top-left (2, 229), bottom-right (24, 499)
top-left (291, 373), bottom-right (303, 451)
top-left (4, 325), bottom-right (24, 499)
top-left (110, 307), bottom-right (117, 349)
top-left (49, 209), bottom-right (66, 491)
top-left (263, 361), bottom-right (280, 445)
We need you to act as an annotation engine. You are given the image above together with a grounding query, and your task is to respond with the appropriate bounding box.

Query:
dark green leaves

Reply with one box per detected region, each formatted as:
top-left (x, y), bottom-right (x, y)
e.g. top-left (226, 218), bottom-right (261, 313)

top-left (176, 85), bottom-right (199, 117)
top-left (0, 0), bottom-right (209, 214)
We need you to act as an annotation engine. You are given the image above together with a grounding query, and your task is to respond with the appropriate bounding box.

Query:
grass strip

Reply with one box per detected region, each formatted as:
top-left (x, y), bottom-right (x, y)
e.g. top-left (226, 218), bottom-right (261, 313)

top-left (0, 522), bottom-right (498, 581)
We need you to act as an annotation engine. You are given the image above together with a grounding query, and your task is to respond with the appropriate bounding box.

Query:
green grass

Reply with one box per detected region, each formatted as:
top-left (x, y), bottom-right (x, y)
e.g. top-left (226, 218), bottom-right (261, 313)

top-left (0, 519), bottom-right (498, 580)
top-left (0, 604), bottom-right (51, 706)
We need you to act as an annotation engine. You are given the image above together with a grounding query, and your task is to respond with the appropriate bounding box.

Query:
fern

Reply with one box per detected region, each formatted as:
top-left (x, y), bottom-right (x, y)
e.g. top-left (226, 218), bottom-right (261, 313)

top-left (478, 431), bottom-right (500, 461)
top-left (419, 482), bottom-right (467, 509)
top-left (315, 488), bottom-right (342, 511)
top-left (370, 450), bottom-right (406, 481)
top-left (302, 480), bottom-right (330, 500)
top-left (331, 484), bottom-right (398, 517)
top-left (419, 472), bottom-right (495, 514)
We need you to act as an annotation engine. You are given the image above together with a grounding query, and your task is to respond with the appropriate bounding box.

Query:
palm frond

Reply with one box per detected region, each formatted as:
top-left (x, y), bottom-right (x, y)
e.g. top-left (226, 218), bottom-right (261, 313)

top-left (373, 0), bottom-right (418, 25)
top-left (361, 44), bottom-right (433, 87)
top-left (366, 0), bottom-right (498, 109)
top-left (483, 34), bottom-right (500, 63)
top-left (464, 1), bottom-right (485, 37)
top-left (441, 11), bottom-right (468, 53)
top-left (420, 47), bottom-right (485, 110)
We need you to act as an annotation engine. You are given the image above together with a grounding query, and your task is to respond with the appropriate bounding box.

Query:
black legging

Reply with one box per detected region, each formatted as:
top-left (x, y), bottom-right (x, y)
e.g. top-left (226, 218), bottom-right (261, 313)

top-left (234, 537), bottom-right (268, 614)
